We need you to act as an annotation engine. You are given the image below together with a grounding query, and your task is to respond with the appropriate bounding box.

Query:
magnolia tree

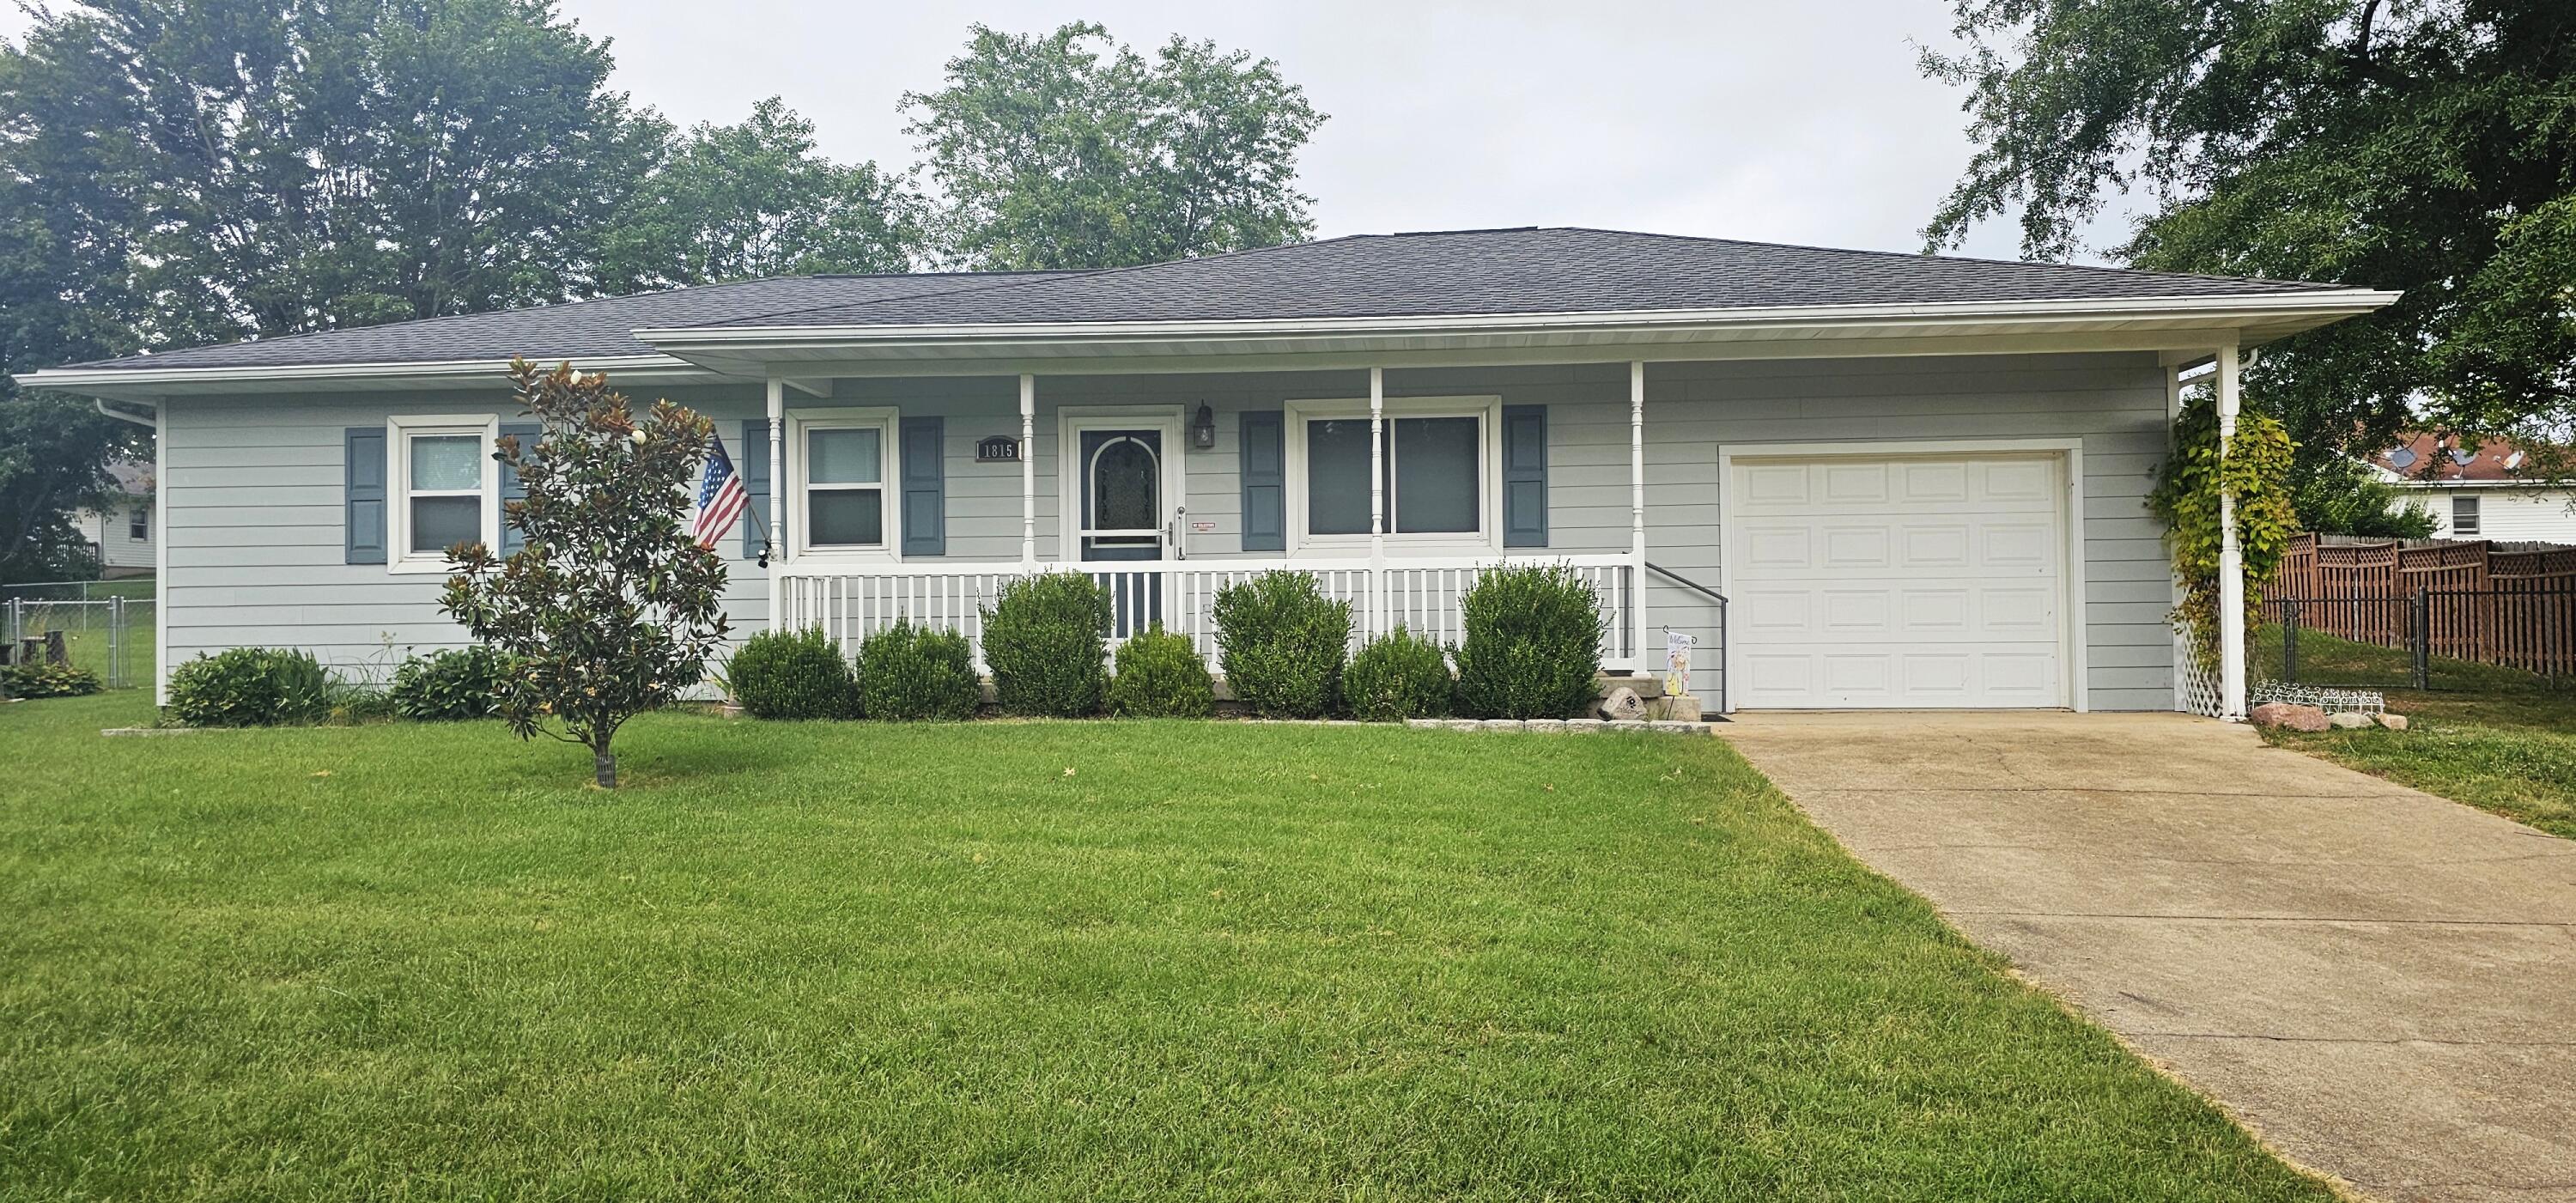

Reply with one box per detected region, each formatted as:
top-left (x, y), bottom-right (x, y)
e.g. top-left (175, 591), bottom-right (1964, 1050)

top-left (440, 360), bottom-right (730, 787)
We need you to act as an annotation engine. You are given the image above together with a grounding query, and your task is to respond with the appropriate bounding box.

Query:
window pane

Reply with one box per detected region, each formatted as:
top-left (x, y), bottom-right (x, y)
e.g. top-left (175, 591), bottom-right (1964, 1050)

top-left (1306, 418), bottom-right (1376, 536)
top-left (810, 428), bottom-right (882, 485)
top-left (1394, 417), bottom-right (1479, 534)
top-left (410, 495), bottom-right (480, 552)
top-left (410, 434), bottom-right (482, 491)
top-left (1090, 438), bottom-right (1159, 530)
top-left (810, 488), bottom-right (884, 545)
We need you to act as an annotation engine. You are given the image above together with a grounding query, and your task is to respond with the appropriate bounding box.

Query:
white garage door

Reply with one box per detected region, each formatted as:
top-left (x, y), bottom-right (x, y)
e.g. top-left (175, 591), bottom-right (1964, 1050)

top-left (1728, 452), bottom-right (2069, 708)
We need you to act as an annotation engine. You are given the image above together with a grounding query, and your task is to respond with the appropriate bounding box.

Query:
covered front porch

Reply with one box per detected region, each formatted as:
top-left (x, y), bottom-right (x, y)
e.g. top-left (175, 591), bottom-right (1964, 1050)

top-left (750, 362), bottom-right (1669, 678)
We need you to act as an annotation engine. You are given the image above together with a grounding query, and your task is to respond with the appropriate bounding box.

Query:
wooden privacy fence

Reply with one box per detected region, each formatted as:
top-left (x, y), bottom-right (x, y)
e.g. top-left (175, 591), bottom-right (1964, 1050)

top-left (2269, 534), bottom-right (2576, 678)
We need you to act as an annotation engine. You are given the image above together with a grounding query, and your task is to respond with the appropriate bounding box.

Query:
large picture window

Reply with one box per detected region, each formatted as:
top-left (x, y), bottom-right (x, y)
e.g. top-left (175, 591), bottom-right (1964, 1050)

top-left (386, 415), bottom-right (499, 572)
top-left (1294, 400), bottom-right (1494, 544)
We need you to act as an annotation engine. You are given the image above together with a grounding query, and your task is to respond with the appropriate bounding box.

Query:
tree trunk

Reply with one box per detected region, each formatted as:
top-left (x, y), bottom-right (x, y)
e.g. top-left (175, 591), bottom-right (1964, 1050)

top-left (592, 744), bottom-right (617, 789)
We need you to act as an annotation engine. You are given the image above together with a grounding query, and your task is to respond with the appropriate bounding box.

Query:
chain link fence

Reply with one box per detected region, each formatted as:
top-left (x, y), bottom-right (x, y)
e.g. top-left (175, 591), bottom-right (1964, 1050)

top-left (3, 594), bottom-right (155, 689)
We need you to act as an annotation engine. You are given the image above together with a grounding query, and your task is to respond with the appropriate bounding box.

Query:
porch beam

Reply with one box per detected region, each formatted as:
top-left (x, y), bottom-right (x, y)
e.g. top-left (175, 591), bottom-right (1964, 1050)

top-left (1630, 361), bottom-right (1649, 676)
top-left (1019, 374), bottom-right (1036, 567)
top-left (780, 378), bottom-right (832, 398)
top-left (2215, 341), bottom-right (2247, 720)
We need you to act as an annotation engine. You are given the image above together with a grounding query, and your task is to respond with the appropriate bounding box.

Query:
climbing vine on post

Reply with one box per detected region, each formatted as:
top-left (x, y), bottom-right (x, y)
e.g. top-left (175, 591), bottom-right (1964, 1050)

top-left (2148, 386), bottom-right (2297, 675)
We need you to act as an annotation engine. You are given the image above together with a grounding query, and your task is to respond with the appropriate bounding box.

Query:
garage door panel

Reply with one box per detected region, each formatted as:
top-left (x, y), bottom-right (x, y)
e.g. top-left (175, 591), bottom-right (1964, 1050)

top-left (1729, 451), bottom-right (2068, 709)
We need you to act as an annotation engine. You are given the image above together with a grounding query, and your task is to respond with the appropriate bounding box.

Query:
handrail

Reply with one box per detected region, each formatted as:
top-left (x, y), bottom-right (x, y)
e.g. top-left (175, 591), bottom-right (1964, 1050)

top-left (1645, 562), bottom-right (1728, 605)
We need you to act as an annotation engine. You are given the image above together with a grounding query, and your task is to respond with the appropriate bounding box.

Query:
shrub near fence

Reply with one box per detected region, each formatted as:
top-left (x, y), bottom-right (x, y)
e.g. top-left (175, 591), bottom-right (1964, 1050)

top-left (2270, 533), bottom-right (2576, 680)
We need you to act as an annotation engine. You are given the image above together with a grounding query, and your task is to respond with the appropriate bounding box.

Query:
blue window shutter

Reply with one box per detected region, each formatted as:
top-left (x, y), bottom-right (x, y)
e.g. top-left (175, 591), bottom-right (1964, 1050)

top-left (1502, 405), bottom-right (1548, 548)
top-left (740, 419), bottom-right (772, 560)
top-left (497, 422), bottom-right (539, 556)
top-left (1240, 410), bottom-right (1285, 552)
top-left (901, 416), bottom-right (945, 556)
top-left (344, 427), bottom-right (386, 564)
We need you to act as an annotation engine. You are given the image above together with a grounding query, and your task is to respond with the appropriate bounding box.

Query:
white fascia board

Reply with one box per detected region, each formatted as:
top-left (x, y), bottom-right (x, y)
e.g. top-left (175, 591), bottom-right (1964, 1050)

top-left (634, 289), bottom-right (2402, 353)
top-left (18, 353), bottom-right (724, 398)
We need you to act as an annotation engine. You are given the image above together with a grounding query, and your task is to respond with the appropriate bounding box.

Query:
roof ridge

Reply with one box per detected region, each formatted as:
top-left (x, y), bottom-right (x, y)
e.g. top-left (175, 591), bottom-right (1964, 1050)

top-left (1544, 225), bottom-right (2346, 291)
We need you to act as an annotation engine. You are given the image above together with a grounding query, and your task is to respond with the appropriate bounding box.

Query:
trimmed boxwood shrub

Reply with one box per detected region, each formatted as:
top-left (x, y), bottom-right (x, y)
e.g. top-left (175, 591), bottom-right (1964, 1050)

top-left (1452, 563), bottom-right (1603, 720)
top-left (1212, 571), bottom-right (1351, 719)
top-left (857, 622), bottom-right (981, 721)
top-left (1343, 628), bottom-right (1452, 721)
top-left (727, 627), bottom-right (860, 720)
top-left (388, 647), bottom-right (506, 720)
top-left (981, 572), bottom-right (1111, 717)
top-left (2, 660), bottom-right (103, 699)
top-left (167, 647), bottom-right (334, 726)
top-left (1107, 625), bottom-right (1214, 719)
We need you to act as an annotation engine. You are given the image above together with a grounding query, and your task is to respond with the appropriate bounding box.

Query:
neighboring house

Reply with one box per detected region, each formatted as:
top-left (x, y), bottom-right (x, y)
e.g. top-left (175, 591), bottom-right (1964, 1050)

top-left (69, 459), bottom-right (155, 579)
top-left (2366, 434), bottom-right (2576, 543)
top-left (26, 228), bottom-right (2394, 713)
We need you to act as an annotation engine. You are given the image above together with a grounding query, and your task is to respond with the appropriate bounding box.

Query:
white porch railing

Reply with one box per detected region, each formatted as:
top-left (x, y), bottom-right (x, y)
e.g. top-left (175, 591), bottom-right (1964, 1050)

top-left (774, 554), bottom-right (1641, 673)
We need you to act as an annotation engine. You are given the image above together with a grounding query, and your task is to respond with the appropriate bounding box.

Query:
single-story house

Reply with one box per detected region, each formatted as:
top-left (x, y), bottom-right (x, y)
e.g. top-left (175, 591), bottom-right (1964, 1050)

top-left (2367, 434), bottom-right (2576, 544)
top-left (27, 228), bottom-right (2395, 715)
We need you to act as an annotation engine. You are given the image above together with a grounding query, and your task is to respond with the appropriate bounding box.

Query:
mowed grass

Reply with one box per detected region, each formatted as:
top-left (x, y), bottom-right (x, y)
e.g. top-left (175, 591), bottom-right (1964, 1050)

top-left (0, 694), bottom-right (2330, 1201)
top-left (2255, 625), bottom-right (2576, 837)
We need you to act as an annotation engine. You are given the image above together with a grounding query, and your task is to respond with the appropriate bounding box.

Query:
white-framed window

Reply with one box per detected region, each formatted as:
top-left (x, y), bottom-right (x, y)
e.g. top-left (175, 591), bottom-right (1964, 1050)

top-left (2453, 494), bottom-right (2482, 536)
top-left (788, 407), bottom-right (898, 559)
top-left (127, 507), bottom-right (148, 541)
top-left (387, 414), bottom-right (500, 573)
top-left (1285, 396), bottom-right (1502, 550)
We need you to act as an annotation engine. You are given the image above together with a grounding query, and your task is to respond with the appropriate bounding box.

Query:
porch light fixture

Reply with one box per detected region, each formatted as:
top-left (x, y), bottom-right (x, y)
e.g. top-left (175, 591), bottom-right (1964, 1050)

top-left (1191, 403), bottom-right (1217, 450)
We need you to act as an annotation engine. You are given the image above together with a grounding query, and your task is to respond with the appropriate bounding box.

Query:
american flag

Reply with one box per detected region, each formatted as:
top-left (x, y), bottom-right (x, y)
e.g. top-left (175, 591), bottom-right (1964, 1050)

top-left (691, 432), bottom-right (750, 550)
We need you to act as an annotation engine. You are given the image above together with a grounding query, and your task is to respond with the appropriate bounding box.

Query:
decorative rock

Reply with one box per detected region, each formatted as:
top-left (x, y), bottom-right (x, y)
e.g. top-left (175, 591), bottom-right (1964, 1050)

top-left (2328, 711), bottom-right (2374, 730)
top-left (1526, 719), bottom-right (1566, 733)
top-left (1657, 694), bottom-right (1704, 723)
top-left (2375, 713), bottom-right (2410, 731)
top-left (1563, 719), bottom-right (1605, 733)
top-left (1599, 687), bottom-right (1646, 721)
top-left (1480, 719), bottom-right (1526, 732)
top-left (1606, 720), bottom-right (1649, 732)
top-left (1405, 718), bottom-right (1444, 730)
top-left (1649, 720), bottom-right (1712, 734)
top-left (2249, 702), bottom-right (2330, 732)
top-left (1445, 719), bottom-right (1482, 732)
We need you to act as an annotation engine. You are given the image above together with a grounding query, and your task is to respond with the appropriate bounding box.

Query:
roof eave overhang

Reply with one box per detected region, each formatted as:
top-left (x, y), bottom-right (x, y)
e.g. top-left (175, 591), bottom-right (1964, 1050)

top-left (632, 289), bottom-right (2400, 378)
top-left (15, 352), bottom-right (722, 401)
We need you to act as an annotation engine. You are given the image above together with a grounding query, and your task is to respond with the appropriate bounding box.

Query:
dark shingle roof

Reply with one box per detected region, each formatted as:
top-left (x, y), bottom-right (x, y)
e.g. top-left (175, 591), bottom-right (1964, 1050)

top-left (66, 272), bottom-right (1070, 371)
top-left (67, 228), bottom-right (2351, 372)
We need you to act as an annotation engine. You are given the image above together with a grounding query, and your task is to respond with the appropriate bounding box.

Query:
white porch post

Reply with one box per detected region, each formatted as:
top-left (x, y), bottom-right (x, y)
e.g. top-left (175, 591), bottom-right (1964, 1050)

top-left (2215, 342), bottom-right (2248, 720)
top-left (1018, 374), bottom-right (1036, 568)
top-left (1630, 361), bottom-right (1649, 672)
top-left (765, 374), bottom-right (785, 633)
top-left (1368, 366), bottom-right (1386, 639)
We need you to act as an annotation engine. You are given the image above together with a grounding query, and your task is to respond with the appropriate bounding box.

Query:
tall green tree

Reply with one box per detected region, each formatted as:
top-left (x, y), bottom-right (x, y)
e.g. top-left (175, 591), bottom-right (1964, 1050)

top-left (0, 0), bottom-right (662, 349)
top-left (903, 21), bottom-right (1326, 270)
top-left (1921, 2), bottom-right (2576, 473)
top-left (599, 98), bottom-right (925, 291)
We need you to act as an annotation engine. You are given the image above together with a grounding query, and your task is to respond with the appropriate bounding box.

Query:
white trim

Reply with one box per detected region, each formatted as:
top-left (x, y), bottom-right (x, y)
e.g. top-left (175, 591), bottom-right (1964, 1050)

top-left (1055, 405), bottom-right (1186, 560)
top-left (2215, 343), bottom-right (2246, 721)
top-left (785, 405), bottom-right (899, 562)
top-left (152, 397), bottom-right (167, 705)
top-left (1714, 436), bottom-right (2090, 713)
top-left (1283, 395), bottom-right (1504, 554)
top-left (385, 413), bottom-right (501, 575)
top-left (24, 353), bottom-right (710, 395)
top-left (636, 290), bottom-right (2400, 348)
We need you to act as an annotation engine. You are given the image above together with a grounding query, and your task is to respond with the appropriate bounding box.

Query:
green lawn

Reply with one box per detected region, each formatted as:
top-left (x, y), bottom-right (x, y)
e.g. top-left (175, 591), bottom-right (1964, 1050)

top-left (0, 694), bottom-right (2331, 1200)
top-left (2257, 638), bottom-right (2576, 838)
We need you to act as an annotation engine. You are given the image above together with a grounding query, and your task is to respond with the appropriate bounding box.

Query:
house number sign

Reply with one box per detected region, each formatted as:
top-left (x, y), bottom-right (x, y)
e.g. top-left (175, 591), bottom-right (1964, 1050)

top-left (975, 435), bottom-right (1021, 462)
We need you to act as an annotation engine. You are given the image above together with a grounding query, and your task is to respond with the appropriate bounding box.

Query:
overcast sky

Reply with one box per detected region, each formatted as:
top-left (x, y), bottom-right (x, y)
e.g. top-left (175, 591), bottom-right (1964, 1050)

top-left (2, 1), bottom-right (2136, 264)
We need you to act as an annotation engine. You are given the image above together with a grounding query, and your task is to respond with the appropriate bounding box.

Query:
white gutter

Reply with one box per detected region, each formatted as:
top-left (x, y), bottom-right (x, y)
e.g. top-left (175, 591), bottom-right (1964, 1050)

top-left (21, 352), bottom-right (708, 393)
top-left (94, 398), bottom-right (159, 428)
top-left (633, 289), bottom-right (2401, 349)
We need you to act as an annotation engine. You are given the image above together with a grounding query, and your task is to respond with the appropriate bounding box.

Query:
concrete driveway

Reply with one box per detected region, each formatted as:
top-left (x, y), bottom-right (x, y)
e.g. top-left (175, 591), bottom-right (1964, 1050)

top-left (1722, 710), bottom-right (2576, 1203)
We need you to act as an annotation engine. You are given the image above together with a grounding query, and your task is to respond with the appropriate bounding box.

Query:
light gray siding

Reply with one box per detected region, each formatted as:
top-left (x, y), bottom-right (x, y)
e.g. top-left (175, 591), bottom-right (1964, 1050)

top-left (161, 353), bottom-right (2176, 709)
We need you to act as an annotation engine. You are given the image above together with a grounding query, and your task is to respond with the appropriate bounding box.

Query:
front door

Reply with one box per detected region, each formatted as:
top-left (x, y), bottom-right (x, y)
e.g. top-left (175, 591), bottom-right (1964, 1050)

top-left (1078, 428), bottom-right (1168, 635)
